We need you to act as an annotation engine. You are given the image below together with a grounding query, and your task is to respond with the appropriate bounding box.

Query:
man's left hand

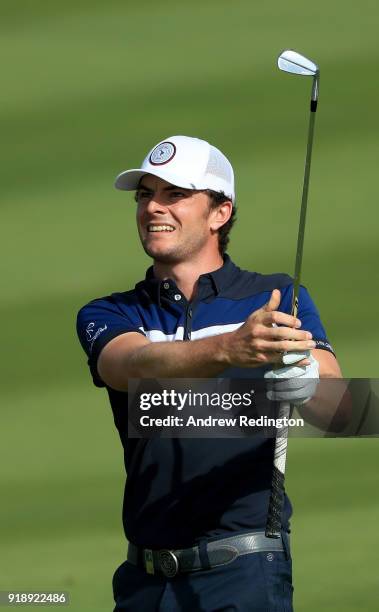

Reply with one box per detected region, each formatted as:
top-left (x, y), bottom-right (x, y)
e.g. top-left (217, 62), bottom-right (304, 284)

top-left (264, 353), bottom-right (319, 405)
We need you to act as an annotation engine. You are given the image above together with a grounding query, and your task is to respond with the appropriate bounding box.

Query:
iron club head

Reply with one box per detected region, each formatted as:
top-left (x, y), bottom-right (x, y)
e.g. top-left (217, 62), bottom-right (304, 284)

top-left (278, 49), bottom-right (319, 103)
top-left (278, 50), bottom-right (319, 76)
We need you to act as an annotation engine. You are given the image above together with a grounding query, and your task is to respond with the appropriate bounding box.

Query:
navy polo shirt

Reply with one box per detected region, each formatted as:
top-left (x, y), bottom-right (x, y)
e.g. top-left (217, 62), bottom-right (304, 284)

top-left (77, 255), bottom-right (333, 548)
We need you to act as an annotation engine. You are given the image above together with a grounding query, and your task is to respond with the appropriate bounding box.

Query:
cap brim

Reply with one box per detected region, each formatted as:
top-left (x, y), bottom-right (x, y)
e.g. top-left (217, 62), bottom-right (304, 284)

top-left (114, 168), bottom-right (196, 191)
top-left (114, 167), bottom-right (235, 205)
top-left (115, 169), bottom-right (147, 190)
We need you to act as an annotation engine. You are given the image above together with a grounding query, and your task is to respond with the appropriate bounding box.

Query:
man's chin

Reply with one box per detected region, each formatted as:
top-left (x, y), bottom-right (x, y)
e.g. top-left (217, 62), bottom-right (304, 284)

top-left (142, 243), bottom-right (181, 264)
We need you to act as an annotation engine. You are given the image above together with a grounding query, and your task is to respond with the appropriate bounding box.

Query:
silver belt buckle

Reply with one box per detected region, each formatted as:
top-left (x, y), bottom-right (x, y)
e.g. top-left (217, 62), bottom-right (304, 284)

top-left (158, 550), bottom-right (179, 578)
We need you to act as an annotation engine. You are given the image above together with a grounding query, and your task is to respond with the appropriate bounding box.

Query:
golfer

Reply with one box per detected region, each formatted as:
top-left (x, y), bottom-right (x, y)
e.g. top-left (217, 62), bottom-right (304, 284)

top-left (77, 135), bottom-right (342, 611)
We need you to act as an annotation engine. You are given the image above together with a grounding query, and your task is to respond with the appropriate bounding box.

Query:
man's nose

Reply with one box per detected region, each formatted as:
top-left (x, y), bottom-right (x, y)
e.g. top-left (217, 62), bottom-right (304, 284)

top-left (144, 194), bottom-right (168, 213)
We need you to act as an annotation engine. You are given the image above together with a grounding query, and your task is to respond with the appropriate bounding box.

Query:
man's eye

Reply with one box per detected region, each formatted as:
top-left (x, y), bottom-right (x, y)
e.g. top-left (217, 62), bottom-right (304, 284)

top-left (171, 191), bottom-right (186, 198)
top-left (138, 192), bottom-right (151, 200)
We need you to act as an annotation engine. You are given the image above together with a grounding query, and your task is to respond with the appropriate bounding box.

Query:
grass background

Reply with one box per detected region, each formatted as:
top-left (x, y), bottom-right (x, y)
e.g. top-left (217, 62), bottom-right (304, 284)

top-left (1, 1), bottom-right (378, 609)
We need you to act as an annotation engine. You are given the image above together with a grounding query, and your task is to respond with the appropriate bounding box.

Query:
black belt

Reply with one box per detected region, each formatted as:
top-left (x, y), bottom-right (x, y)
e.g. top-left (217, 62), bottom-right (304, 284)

top-left (127, 531), bottom-right (286, 578)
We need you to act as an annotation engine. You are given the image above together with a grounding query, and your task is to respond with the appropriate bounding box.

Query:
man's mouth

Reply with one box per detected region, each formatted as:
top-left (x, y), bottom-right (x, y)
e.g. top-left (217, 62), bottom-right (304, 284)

top-left (147, 224), bottom-right (175, 233)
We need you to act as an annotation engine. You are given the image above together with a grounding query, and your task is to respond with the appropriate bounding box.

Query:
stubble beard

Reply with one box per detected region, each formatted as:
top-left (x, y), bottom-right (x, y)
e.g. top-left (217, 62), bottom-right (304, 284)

top-left (141, 231), bottom-right (209, 265)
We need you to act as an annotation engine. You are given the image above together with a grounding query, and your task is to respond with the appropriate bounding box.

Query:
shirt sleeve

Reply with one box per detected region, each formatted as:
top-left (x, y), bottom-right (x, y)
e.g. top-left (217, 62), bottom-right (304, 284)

top-left (279, 284), bottom-right (335, 355)
top-left (76, 295), bottom-right (145, 387)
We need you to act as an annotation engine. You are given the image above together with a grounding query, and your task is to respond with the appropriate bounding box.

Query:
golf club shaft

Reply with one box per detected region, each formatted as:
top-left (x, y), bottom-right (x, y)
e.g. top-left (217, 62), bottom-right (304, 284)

top-left (292, 82), bottom-right (318, 316)
top-left (266, 74), bottom-right (319, 539)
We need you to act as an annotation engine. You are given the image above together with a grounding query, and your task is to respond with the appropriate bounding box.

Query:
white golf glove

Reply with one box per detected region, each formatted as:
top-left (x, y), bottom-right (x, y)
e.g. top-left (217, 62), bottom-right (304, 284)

top-left (264, 352), bottom-right (319, 405)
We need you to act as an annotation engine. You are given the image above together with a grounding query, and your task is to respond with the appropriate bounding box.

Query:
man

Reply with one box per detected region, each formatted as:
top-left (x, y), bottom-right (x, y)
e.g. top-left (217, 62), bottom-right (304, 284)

top-left (77, 135), bottom-right (342, 611)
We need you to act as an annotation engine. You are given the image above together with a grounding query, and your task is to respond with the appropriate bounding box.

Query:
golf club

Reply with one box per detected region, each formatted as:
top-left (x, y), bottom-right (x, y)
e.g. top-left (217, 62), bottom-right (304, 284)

top-left (265, 49), bottom-right (320, 539)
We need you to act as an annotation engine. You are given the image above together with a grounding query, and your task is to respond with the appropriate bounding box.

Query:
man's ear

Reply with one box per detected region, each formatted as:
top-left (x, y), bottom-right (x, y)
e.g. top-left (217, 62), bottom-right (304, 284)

top-left (209, 201), bottom-right (233, 231)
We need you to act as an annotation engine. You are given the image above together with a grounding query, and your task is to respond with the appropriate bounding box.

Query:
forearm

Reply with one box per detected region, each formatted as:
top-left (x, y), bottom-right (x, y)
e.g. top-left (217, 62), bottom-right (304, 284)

top-left (128, 335), bottom-right (231, 377)
top-left (297, 377), bottom-right (352, 432)
top-left (99, 333), bottom-right (234, 390)
top-left (300, 350), bottom-right (351, 432)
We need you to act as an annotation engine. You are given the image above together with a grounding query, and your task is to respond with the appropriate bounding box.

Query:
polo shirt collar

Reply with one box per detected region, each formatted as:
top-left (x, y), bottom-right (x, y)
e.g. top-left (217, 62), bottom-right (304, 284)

top-left (142, 254), bottom-right (240, 303)
top-left (203, 254), bottom-right (238, 295)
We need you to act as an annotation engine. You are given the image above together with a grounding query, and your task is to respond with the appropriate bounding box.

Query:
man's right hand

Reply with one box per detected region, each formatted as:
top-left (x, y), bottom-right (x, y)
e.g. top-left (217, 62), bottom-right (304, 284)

top-left (225, 289), bottom-right (316, 368)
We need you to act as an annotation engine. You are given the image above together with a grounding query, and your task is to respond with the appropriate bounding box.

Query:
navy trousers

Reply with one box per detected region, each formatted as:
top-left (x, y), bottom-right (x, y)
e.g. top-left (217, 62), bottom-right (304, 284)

top-left (113, 535), bottom-right (293, 612)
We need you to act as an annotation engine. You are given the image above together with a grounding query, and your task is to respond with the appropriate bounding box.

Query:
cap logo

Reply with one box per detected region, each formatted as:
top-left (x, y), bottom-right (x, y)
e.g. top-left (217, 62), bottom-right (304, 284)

top-left (149, 141), bottom-right (176, 166)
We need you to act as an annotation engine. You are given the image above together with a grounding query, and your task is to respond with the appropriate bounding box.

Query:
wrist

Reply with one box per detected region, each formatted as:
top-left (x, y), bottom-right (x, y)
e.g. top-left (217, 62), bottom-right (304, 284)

top-left (215, 332), bottom-right (234, 367)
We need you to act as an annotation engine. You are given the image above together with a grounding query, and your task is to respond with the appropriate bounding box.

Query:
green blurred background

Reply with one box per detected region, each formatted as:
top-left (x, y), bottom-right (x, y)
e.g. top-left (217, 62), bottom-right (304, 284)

top-left (1, 1), bottom-right (378, 610)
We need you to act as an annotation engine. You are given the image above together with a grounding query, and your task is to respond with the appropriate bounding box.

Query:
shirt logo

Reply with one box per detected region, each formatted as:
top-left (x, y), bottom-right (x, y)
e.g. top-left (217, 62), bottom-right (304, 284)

top-left (86, 322), bottom-right (95, 340)
top-left (86, 322), bottom-right (108, 352)
top-left (149, 142), bottom-right (176, 165)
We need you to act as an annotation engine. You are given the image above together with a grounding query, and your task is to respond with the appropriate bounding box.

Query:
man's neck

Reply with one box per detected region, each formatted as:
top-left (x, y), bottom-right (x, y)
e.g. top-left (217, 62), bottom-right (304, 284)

top-left (153, 253), bottom-right (224, 301)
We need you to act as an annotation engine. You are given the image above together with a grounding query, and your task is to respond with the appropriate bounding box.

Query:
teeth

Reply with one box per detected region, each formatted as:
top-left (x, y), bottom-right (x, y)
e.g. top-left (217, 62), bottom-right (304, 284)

top-left (148, 225), bottom-right (175, 232)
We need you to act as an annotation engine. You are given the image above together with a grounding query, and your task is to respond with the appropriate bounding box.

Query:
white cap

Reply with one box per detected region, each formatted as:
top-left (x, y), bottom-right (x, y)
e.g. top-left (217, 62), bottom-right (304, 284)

top-left (114, 135), bottom-right (235, 205)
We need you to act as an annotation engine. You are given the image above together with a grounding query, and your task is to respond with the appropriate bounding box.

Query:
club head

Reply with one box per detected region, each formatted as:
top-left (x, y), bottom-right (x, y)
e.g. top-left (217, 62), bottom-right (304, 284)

top-left (278, 50), bottom-right (319, 77)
